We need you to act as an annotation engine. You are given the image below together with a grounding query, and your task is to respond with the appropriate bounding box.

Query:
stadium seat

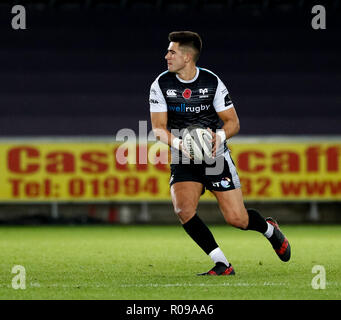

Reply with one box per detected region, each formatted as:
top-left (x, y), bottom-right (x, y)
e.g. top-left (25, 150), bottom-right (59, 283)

top-left (197, 0), bottom-right (232, 14)
top-left (128, 0), bottom-right (162, 13)
top-left (162, 0), bottom-right (196, 13)
top-left (2, 0), bottom-right (340, 136)
top-left (92, 0), bottom-right (125, 11)
top-left (50, 0), bottom-right (93, 10)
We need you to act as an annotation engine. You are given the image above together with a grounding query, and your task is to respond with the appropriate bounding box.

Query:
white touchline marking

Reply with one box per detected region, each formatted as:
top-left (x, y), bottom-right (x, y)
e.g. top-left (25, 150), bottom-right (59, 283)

top-left (118, 282), bottom-right (289, 288)
top-left (119, 281), bottom-right (341, 288)
top-left (0, 281), bottom-right (338, 289)
top-left (1, 282), bottom-right (287, 289)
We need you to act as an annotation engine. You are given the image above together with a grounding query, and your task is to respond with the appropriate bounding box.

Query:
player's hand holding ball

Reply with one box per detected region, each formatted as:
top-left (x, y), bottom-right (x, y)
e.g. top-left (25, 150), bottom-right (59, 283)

top-left (181, 126), bottom-right (214, 161)
top-left (173, 126), bottom-right (226, 161)
top-left (171, 135), bottom-right (193, 160)
top-left (207, 128), bottom-right (226, 158)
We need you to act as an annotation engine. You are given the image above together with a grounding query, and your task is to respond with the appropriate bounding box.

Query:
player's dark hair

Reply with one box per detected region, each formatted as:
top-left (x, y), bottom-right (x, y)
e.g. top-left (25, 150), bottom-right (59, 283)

top-left (168, 31), bottom-right (202, 62)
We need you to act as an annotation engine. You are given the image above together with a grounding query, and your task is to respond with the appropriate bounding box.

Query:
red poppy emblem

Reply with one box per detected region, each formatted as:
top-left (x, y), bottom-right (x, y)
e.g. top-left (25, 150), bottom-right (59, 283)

top-left (182, 88), bottom-right (192, 99)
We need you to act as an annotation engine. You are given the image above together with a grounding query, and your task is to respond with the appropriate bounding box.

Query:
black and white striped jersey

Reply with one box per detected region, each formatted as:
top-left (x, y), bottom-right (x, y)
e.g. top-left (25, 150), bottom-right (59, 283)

top-left (149, 67), bottom-right (234, 132)
top-left (149, 67), bottom-right (234, 161)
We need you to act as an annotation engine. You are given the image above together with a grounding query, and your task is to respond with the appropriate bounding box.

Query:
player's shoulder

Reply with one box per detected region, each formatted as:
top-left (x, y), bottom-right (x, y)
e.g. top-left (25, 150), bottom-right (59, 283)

top-left (151, 70), bottom-right (173, 86)
top-left (198, 67), bottom-right (221, 81)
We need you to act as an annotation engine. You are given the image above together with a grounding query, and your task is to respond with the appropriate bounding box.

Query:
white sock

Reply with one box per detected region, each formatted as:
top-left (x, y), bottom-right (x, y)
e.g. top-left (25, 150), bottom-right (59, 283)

top-left (263, 222), bottom-right (274, 238)
top-left (209, 247), bottom-right (229, 267)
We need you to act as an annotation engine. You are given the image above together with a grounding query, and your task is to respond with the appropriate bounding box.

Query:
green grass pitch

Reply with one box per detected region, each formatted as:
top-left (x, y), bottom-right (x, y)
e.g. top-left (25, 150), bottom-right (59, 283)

top-left (0, 224), bottom-right (340, 300)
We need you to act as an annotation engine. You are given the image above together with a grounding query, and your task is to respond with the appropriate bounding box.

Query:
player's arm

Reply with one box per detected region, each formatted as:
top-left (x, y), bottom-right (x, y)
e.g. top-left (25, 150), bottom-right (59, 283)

top-left (209, 107), bottom-right (240, 157)
top-left (210, 77), bottom-right (240, 156)
top-left (217, 106), bottom-right (240, 140)
top-left (150, 112), bottom-right (173, 146)
top-left (149, 78), bottom-right (185, 152)
top-left (151, 112), bottom-right (190, 156)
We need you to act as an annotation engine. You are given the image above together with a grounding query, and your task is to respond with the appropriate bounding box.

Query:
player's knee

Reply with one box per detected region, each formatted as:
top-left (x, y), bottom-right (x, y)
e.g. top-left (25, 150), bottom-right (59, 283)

top-left (225, 210), bottom-right (248, 229)
top-left (174, 205), bottom-right (196, 224)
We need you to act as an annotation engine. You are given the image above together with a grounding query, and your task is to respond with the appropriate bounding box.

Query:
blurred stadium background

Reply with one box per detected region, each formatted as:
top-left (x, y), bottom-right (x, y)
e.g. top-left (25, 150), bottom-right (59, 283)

top-left (0, 0), bottom-right (340, 225)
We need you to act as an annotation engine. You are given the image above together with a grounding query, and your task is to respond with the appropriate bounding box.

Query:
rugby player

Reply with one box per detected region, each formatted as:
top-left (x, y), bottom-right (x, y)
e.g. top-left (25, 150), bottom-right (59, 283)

top-left (149, 31), bottom-right (290, 275)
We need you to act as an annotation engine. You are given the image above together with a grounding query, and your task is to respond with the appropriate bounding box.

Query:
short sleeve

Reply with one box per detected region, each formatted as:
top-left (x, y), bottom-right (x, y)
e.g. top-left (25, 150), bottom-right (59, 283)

top-left (213, 78), bottom-right (234, 113)
top-left (149, 79), bottom-right (167, 112)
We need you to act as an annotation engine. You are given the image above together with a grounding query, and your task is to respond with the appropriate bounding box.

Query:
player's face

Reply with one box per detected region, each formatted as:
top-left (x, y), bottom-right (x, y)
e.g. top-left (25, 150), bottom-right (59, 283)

top-left (165, 42), bottom-right (186, 73)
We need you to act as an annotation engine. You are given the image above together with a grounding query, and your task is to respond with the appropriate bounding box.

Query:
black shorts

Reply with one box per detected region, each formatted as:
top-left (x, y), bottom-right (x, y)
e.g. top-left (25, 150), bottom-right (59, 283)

top-left (169, 151), bottom-right (241, 194)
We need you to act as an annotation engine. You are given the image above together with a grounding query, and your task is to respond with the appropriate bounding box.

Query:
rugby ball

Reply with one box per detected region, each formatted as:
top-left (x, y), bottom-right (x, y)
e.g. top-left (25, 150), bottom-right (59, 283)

top-left (182, 126), bottom-right (213, 161)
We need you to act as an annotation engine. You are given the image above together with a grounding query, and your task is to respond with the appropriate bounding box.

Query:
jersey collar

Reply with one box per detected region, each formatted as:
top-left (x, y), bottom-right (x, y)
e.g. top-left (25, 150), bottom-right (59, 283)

top-left (175, 67), bottom-right (199, 83)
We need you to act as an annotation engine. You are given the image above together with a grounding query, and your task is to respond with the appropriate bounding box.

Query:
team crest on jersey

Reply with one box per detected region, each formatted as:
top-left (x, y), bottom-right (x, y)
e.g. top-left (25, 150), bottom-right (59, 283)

top-left (182, 88), bottom-right (192, 99)
top-left (199, 88), bottom-right (209, 98)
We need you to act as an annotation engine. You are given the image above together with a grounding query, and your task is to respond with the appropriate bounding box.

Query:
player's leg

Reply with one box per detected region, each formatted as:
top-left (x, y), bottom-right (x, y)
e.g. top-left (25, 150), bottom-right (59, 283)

top-left (205, 152), bottom-right (272, 234)
top-left (170, 181), bottom-right (235, 275)
top-left (170, 181), bottom-right (202, 224)
top-left (211, 188), bottom-right (263, 230)
top-left (212, 188), bottom-right (291, 262)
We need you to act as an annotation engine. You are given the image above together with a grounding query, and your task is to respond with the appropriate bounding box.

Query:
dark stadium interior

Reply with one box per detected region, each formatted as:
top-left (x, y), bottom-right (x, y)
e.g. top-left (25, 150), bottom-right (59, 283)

top-left (0, 0), bottom-right (340, 136)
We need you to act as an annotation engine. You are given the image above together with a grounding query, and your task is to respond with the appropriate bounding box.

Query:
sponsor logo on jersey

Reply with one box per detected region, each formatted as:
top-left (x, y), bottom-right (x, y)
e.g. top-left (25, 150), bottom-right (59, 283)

top-left (182, 88), bottom-right (192, 99)
top-left (149, 99), bottom-right (159, 104)
top-left (199, 88), bottom-right (209, 98)
top-left (200, 104), bottom-right (210, 111)
top-left (168, 104), bottom-right (210, 113)
top-left (166, 89), bottom-right (177, 97)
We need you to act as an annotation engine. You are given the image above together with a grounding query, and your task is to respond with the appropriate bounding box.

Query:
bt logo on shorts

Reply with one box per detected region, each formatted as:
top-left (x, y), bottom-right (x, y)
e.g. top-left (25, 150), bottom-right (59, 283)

top-left (212, 178), bottom-right (231, 188)
top-left (168, 104), bottom-right (210, 113)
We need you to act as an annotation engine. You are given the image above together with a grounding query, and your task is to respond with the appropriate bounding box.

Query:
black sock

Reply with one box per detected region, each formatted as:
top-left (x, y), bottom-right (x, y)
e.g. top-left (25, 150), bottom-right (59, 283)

top-left (182, 214), bottom-right (218, 255)
top-left (246, 209), bottom-right (268, 234)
